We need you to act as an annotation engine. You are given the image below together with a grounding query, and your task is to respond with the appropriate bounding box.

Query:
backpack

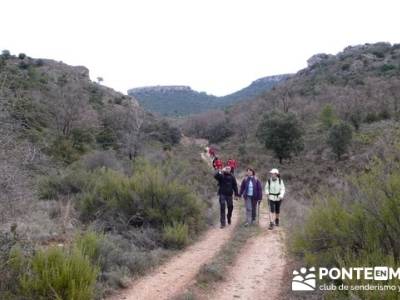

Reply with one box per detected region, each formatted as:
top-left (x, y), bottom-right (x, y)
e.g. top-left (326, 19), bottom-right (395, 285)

top-left (267, 176), bottom-right (282, 195)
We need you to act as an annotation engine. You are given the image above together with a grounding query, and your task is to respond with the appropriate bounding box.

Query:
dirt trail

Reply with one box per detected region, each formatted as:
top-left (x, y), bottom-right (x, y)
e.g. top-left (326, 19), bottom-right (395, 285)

top-left (110, 221), bottom-right (239, 300)
top-left (109, 147), bottom-right (240, 300)
top-left (110, 141), bottom-right (287, 300)
top-left (209, 205), bottom-right (287, 300)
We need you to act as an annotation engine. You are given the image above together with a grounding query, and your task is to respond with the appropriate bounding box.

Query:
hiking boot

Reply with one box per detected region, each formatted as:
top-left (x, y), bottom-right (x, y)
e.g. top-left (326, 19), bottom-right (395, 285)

top-left (268, 222), bottom-right (274, 230)
top-left (275, 218), bottom-right (279, 226)
top-left (244, 222), bottom-right (249, 227)
top-left (228, 219), bottom-right (231, 225)
top-left (220, 224), bottom-right (225, 229)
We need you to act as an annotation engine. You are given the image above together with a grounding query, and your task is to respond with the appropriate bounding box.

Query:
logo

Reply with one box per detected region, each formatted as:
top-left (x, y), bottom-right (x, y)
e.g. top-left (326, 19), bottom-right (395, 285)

top-left (292, 266), bottom-right (400, 292)
top-left (374, 267), bottom-right (389, 280)
top-left (292, 267), bottom-right (316, 291)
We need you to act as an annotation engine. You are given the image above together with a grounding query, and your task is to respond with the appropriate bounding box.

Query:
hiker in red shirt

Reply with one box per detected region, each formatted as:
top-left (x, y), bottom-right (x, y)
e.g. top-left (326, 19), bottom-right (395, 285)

top-left (213, 157), bottom-right (223, 170)
top-left (226, 158), bottom-right (237, 174)
top-left (209, 147), bottom-right (216, 158)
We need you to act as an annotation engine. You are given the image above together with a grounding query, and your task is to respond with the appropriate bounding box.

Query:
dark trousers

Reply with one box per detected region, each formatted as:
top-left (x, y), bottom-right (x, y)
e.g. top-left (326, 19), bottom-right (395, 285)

top-left (251, 198), bottom-right (258, 221)
top-left (219, 194), bottom-right (233, 225)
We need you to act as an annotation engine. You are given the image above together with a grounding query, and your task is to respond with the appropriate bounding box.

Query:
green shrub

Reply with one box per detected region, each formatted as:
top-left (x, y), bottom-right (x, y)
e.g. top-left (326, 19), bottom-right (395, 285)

top-left (70, 128), bottom-right (94, 152)
top-left (364, 112), bottom-right (379, 123)
top-left (319, 104), bottom-right (338, 129)
top-left (19, 246), bottom-right (98, 300)
top-left (78, 161), bottom-right (206, 233)
top-left (130, 162), bottom-right (205, 232)
top-left (88, 85), bottom-right (104, 107)
top-left (341, 63), bottom-right (350, 71)
top-left (378, 109), bottom-right (391, 120)
top-left (291, 158), bottom-right (400, 299)
top-left (82, 150), bottom-right (121, 171)
top-left (38, 168), bottom-right (89, 200)
top-left (327, 122), bottom-right (352, 160)
top-left (380, 64), bottom-right (396, 73)
top-left (18, 61), bottom-right (30, 70)
top-left (354, 132), bottom-right (378, 145)
top-left (1, 242), bottom-right (29, 298)
top-left (92, 232), bottom-right (168, 291)
top-left (96, 127), bottom-right (117, 150)
top-left (78, 169), bottom-right (133, 222)
top-left (9, 96), bottom-right (47, 130)
top-left (349, 111), bottom-right (362, 131)
top-left (49, 136), bottom-right (81, 164)
top-left (163, 221), bottom-right (189, 249)
top-left (75, 231), bottom-right (104, 264)
top-left (364, 110), bottom-right (391, 124)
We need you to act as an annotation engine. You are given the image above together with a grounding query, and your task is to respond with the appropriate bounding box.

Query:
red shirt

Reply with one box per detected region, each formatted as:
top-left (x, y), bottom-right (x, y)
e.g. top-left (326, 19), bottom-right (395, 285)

top-left (227, 159), bottom-right (237, 169)
top-left (209, 148), bottom-right (216, 157)
top-left (214, 159), bottom-right (223, 170)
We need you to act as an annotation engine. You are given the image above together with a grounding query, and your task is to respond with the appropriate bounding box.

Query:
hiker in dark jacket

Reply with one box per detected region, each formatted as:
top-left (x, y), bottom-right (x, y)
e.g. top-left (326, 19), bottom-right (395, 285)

top-left (214, 166), bottom-right (239, 228)
top-left (239, 168), bottom-right (263, 226)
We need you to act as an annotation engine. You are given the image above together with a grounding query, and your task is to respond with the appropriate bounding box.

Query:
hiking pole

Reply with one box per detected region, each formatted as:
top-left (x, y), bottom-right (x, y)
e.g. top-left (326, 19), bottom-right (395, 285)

top-left (267, 199), bottom-right (274, 230)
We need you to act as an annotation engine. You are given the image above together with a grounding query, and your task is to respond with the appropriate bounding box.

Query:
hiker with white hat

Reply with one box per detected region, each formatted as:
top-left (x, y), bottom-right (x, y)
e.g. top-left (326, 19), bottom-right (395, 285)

top-left (265, 168), bottom-right (285, 230)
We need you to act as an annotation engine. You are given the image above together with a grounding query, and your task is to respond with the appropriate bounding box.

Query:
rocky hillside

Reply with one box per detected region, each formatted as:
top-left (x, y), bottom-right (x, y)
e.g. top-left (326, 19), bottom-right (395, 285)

top-left (185, 41), bottom-right (400, 203)
top-left (182, 42), bottom-right (400, 299)
top-left (0, 50), bottom-right (216, 299)
top-left (128, 74), bottom-right (290, 116)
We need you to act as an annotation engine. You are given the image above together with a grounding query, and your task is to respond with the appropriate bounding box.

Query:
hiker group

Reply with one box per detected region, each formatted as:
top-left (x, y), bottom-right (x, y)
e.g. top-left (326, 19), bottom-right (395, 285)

top-left (208, 147), bottom-right (285, 230)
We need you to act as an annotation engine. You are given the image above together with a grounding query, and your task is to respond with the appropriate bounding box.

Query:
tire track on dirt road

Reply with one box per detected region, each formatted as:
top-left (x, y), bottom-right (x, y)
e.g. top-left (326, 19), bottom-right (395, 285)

top-left (208, 204), bottom-right (287, 300)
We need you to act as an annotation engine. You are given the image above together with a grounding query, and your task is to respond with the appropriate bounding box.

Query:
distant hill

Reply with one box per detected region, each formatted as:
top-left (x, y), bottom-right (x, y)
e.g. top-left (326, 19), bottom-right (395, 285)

top-left (127, 74), bottom-right (290, 116)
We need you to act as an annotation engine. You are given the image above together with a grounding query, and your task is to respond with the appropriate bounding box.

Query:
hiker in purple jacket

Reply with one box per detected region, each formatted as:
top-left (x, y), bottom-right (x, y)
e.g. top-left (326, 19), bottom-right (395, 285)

top-left (239, 168), bottom-right (263, 226)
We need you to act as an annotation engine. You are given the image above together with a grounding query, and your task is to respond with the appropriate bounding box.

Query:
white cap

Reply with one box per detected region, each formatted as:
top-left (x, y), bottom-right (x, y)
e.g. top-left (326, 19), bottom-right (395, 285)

top-left (269, 168), bottom-right (279, 174)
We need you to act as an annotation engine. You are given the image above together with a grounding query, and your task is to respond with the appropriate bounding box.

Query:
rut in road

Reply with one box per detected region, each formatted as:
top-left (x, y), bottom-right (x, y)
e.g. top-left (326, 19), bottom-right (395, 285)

top-left (206, 203), bottom-right (287, 300)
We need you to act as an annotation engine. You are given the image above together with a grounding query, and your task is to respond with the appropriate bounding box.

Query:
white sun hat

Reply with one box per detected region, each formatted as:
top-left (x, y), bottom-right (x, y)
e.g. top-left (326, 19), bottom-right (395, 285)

top-left (269, 168), bottom-right (279, 174)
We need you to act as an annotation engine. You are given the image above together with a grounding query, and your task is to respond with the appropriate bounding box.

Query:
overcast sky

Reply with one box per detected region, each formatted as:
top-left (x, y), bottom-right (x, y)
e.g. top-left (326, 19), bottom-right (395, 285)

top-left (1, 0), bottom-right (399, 96)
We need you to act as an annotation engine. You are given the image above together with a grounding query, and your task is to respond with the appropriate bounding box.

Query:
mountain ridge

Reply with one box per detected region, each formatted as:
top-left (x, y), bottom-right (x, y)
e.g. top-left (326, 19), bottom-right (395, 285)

top-left (127, 74), bottom-right (291, 116)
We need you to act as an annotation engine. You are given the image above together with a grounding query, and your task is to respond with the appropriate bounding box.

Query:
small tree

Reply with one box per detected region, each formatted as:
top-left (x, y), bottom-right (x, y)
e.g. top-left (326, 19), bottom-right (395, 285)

top-left (327, 122), bottom-right (353, 160)
top-left (257, 112), bottom-right (304, 164)
top-left (206, 121), bottom-right (234, 144)
top-left (320, 104), bottom-right (338, 129)
top-left (349, 111), bottom-right (362, 131)
top-left (104, 102), bottom-right (146, 160)
top-left (1, 49), bottom-right (11, 59)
